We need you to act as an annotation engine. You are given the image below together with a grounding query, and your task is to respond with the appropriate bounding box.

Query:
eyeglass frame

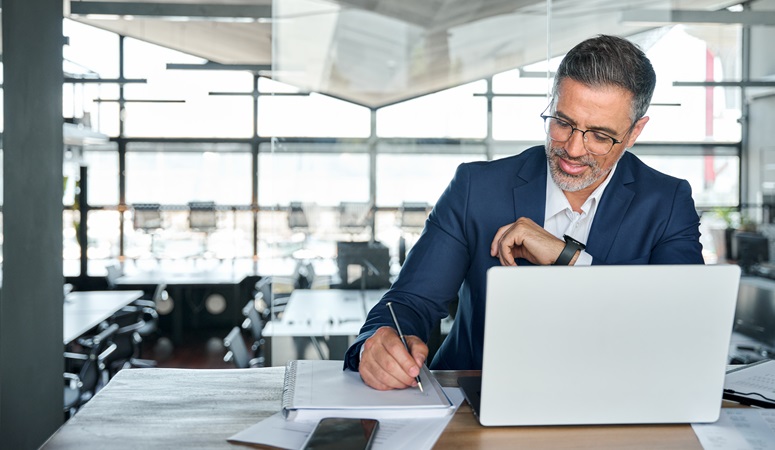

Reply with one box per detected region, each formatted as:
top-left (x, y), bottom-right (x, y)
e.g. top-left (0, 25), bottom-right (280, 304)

top-left (540, 112), bottom-right (637, 156)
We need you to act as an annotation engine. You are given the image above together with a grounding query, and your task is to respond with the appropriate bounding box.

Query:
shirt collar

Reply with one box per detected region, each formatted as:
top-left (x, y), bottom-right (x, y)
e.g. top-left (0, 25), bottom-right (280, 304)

top-left (545, 160), bottom-right (620, 218)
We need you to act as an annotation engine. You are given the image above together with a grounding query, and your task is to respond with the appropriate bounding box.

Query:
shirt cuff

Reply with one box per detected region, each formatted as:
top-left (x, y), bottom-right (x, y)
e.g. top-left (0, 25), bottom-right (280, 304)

top-left (575, 250), bottom-right (593, 266)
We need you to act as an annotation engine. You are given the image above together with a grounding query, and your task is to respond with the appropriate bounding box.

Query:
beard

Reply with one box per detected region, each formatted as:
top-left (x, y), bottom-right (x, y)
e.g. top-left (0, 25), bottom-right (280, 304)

top-left (545, 140), bottom-right (617, 192)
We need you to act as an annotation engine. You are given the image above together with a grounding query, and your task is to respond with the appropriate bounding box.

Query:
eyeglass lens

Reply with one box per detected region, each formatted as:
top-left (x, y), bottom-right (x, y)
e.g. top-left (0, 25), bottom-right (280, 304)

top-left (544, 117), bottom-right (615, 155)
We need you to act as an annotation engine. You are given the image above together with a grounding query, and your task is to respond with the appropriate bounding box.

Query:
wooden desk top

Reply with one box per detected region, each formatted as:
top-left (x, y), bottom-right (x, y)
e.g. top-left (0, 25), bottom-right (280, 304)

top-left (43, 367), bottom-right (704, 449)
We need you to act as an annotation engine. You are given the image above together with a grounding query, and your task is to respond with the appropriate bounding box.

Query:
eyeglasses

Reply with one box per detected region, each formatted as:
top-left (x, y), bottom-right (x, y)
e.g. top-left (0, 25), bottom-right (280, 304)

top-left (541, 115), bottom-right (626, 156)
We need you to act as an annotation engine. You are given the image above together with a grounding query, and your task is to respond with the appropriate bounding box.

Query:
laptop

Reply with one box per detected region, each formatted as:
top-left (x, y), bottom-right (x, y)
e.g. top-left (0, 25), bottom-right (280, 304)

top-left (458, 264), bottom-right (741, 426)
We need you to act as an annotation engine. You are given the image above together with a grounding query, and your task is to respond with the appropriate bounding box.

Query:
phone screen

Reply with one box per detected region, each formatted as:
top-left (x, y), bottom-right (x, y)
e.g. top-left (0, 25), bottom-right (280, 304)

top-left (301, 417), bottom-right (379, 450)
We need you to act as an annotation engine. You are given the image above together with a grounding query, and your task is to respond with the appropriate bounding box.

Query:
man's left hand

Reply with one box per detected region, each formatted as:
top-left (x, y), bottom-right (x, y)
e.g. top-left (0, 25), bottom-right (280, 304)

top-left (490, 217), bottom-right (567, 266)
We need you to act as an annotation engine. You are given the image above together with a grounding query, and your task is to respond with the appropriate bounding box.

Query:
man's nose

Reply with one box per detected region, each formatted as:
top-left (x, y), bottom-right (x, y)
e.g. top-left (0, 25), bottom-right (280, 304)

top-left (564, 129), bottom-right (588, 158)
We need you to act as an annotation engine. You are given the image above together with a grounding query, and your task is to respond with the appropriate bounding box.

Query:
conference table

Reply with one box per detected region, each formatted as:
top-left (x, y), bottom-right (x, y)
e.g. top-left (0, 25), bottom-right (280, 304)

top-left (115, 267), bottom-right (257, 344)
top-left (42, 366), bottom-right (708, 449)
top-left (63, 290), bottom-right (144, 344)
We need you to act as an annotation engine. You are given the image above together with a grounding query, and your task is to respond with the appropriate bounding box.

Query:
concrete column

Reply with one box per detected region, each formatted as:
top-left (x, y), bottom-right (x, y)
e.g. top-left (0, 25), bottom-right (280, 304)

top-left (0, 0), bottom-right (64, 448)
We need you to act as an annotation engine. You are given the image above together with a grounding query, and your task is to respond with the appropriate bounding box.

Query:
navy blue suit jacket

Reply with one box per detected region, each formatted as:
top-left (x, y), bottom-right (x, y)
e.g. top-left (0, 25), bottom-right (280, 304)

top-left (344, 146), bottom-right (704, 371)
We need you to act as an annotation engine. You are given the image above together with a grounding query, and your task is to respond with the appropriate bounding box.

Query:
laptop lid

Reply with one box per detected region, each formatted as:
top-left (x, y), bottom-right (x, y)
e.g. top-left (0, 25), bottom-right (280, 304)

top-left (465, 264), bottom-right (740, 427)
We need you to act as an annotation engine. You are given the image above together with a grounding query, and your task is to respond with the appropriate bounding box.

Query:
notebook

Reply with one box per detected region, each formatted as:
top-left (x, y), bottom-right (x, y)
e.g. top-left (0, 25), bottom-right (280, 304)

top-left (281, 359), bottom-right (455, 422)
top-left (459, 264), bottom-right (741, 426)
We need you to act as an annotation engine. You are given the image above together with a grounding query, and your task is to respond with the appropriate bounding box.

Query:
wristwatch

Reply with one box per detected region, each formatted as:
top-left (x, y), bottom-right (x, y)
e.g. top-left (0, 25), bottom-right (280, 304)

top-left (554, 234), bottom-right (585, 266)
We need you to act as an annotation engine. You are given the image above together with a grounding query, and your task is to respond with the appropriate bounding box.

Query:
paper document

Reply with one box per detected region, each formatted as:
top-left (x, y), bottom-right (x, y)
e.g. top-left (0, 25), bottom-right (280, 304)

top-left (692, 408), bottom-right (775, 450)
top-left (281, 360), bottom-right (454, 421)
top-left (228, 387), bottom-right (464, 450)
top-left (724, 360), bottom-right (775, 408)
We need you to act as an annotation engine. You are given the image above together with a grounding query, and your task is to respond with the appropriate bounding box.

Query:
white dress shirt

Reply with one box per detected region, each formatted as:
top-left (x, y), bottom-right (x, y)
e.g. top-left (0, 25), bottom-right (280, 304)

top-left (542, 161), bottom-right (619, 265)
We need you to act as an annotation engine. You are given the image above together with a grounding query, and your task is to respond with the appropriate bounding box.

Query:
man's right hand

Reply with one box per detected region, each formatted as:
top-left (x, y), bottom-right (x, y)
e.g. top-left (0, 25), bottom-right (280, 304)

top-left (358, 326), bottom-right (428, 390)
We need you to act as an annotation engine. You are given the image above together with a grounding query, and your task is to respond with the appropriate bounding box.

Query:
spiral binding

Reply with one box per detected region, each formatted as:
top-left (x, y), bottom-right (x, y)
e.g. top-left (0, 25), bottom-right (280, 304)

top-left (281, 360), bottom-right (298, 411)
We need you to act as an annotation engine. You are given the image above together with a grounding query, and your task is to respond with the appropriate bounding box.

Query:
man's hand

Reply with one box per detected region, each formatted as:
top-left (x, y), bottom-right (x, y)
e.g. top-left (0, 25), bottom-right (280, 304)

top-left (490, 217), bottom-right (568, 266)
top-left (359, 326), bottom-right (428, 390)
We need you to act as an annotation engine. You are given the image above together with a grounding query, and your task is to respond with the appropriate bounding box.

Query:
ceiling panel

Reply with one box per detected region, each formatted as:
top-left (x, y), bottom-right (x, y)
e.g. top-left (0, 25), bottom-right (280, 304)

top-left (67, 0), bottom-right (742, 108)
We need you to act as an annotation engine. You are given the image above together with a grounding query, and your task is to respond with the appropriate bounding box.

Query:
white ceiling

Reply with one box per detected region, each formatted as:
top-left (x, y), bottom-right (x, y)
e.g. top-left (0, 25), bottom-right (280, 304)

top-left (67, 0), bottom-right (741, 108)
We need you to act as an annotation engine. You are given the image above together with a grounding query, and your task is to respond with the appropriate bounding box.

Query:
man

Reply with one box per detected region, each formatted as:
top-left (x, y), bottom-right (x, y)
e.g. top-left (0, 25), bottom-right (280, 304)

top-left (344, 35), bottom-right (704, 390)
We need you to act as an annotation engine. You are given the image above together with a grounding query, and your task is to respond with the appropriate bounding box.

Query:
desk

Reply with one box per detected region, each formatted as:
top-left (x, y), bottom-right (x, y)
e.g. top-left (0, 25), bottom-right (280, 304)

top-left (263, 289), bottom-right (385, 337)
top-left (263, 289), bottom-right (386, 363)
top-left (42, 367), bottom-right (705, 449)
top-left (63, 290), bottom-right (144, 344)
top-left (115, 268), bottom-right (256, 343)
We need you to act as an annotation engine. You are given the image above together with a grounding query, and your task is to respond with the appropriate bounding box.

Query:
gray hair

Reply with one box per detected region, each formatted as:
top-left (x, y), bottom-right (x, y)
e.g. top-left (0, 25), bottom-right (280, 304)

top-left (551, 35), bottom-right (656, 122)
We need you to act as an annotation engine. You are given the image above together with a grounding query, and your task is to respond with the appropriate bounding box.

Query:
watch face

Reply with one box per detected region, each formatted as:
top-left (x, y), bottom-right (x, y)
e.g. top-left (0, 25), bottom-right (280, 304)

top-left (563, 235), bottom-right (585, 249)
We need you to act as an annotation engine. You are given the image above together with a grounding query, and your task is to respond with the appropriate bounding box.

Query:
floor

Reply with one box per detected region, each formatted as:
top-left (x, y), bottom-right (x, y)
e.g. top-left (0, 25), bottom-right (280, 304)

top-left (142, 330), bottom-right (234, 369)
top-left (140, 327), bottom-right (328, 370)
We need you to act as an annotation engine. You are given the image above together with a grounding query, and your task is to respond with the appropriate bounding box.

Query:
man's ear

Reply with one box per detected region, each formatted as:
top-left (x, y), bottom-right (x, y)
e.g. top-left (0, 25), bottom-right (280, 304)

top-left (625, 116), bottom-right (650, 148)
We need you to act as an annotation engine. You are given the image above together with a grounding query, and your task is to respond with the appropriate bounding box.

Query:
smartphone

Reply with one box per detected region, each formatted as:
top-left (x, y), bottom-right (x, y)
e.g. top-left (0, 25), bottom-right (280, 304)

top-left (300, 417), bottom-right (379, 450)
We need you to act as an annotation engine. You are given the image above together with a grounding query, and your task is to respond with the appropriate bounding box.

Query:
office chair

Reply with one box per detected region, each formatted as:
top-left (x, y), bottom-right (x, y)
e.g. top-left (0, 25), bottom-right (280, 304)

top-left (132, 203), bottom-right (163, 257)
top-left (241, 299), bottom-right (266, 366)
top-left (188, 201), bottom-right (218, 258)
top-left (397, 202), bottom-right (430, 266)
top-left (64, 323), bottom-right (119, 417)
top-left (287, 201), bottom-right (309, 231)
top-left (132, 283), bottom-right (166, 356)
top-left (223, 326), bottom-right (262, 369)
top-left (338, 201), bottom-right (372, 238)
top-left (255, 276), bottom-right (293, 321)
top-left (105, 263), bottom-right (123, 289)
top-left (103, 307), bottom-right (157, 376)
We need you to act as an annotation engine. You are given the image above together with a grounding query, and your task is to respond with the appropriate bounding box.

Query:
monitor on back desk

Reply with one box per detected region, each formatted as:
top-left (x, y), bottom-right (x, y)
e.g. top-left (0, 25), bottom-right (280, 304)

top-left (458, 264), bottom-right (741, 427)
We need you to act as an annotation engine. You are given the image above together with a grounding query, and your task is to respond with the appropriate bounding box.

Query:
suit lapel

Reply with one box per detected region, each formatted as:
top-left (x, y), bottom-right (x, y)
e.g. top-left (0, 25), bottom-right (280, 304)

top-left (513, 150), bottom-right (548, 226)
top-left (585, 153), bottom-right (636, 261)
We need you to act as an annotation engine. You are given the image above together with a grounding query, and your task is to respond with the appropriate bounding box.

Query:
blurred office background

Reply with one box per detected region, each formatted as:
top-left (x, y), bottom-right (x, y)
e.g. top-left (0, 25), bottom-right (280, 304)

top-left (5, 0), bottom-right (775, 447)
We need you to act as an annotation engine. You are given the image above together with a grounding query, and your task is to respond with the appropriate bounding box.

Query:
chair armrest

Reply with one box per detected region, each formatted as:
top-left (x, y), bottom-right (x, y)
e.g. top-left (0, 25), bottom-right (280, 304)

top-left (64, 352), bottom-right (89, 362)
top-left (63, 372), bottom-right (83, 390)
top-left (139, 306), bottom-right (159, 321)
top-left (133, 299), bottom-right (156, 309)
top-left (98, 342), bottom-right (118, 362)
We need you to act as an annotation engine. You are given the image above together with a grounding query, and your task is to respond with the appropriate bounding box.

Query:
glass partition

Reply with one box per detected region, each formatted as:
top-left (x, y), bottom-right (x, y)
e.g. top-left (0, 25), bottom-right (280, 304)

top-left (54, 2), bottom-right (749, 271)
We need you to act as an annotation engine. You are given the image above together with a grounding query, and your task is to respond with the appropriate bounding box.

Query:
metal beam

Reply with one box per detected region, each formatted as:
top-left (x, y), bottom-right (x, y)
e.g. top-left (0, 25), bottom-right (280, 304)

top-left (69, 1), bottom-right (272, 19)
top-left (94, 98), bottom-right (185, 103)
top-left (621, 9), bottom-right (775, 26)
top-left (166, 62), bottom-right (272, 72)
top-left (65, 77), bottom-right (147, 84)
top-left (520, 70), bottom-right (556, 78)
top-left (673, 80), bottom-right (775, 87)
top-left (209, 91), bottom-right (310, 97)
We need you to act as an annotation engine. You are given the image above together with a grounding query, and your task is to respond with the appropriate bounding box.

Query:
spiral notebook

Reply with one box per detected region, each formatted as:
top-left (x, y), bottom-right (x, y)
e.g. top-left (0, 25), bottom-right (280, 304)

top-left (281, 360), bottom-right (454, 422)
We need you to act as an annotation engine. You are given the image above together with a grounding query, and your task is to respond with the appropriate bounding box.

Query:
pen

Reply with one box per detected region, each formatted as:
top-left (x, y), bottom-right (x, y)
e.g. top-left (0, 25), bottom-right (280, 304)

top-left (386, 301), bottom-right (424, 393)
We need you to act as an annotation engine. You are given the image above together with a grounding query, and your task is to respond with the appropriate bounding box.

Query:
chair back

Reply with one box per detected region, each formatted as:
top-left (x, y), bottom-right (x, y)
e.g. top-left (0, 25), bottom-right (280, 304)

top-left (75, 323), bottom-right (119, 394)
top-left (105, 264), bottom-right (123, 289)
top-left (241, 300), bottom-right (265, 343)
top-left (223, 326), bottom-right (251, 369)
top-left (104, 308), bottom-right (146, 372)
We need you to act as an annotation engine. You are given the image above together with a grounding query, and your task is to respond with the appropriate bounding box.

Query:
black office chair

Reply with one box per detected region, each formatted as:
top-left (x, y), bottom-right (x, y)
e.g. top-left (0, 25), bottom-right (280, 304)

top-left (287, 201), bottom-right (310, 231)
top-left (338, 201), bottom-right (372, 238)
top-left (223, 326), bottom-right (262, 369)
top-left (132, 203), bottom-right (163, 258)
top-left (103, 307), bottom-right (157, 376)
top-left (241, 299), bottom-right (266, 366)
top-left (256, 276), bottom-right (293, 321)
top-left (64, 323), bottom-right (119, 418)
top-left (105, 263), bottom-right (123, 289)
top-left (133, 283), bottom-right (166, 352)
top-left (397, 202), bottom-right (430, 266)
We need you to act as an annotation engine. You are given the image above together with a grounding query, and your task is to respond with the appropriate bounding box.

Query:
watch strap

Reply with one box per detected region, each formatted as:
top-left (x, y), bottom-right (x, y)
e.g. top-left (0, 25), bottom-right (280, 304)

top-left (554, 235), bottom-right (585, 266)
